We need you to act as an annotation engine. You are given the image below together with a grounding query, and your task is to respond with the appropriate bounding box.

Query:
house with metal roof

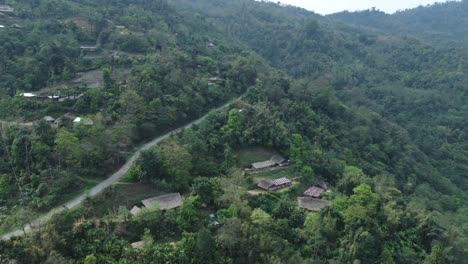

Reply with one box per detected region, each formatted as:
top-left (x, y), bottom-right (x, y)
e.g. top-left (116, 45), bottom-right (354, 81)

top-left (250, 155), bottom-right (289, 171)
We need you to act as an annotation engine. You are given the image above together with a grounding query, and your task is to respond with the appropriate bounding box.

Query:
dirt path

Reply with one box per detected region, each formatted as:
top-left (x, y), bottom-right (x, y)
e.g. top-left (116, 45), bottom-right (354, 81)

top-left (1, 98), bottom-right (238, 240)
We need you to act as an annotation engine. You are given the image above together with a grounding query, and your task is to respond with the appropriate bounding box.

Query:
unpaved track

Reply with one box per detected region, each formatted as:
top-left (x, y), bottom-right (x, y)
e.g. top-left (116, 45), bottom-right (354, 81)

top-left (1, 99), bottom-right (236, 240)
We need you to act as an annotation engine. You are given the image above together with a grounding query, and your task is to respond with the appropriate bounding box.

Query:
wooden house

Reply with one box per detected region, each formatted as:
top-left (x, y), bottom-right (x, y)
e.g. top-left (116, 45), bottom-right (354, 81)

top-left (257, 177), bottom-right (292, 192)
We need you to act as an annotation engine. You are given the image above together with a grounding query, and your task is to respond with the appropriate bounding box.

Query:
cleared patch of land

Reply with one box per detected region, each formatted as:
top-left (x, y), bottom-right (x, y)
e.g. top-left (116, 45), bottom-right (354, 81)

top-left (236, 146), bottom-right (278, 168)
top-left (38, 67), bottom-right (131, 95)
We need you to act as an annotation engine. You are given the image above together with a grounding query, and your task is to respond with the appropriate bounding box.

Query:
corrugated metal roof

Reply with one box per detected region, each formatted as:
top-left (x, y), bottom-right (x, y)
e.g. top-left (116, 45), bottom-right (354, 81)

top-left (252, 160), bottom-right (275, 169)
top-left (271, 177), bottom-right (291, 186)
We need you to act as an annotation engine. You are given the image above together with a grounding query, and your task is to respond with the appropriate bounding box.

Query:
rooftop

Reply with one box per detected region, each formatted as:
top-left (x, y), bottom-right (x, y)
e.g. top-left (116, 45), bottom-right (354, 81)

top-left (141, 193), bottom-right (182, 210)
top-left (131, 241), bottom-right (146, 249)
top-left (251, 155), bottom-right (287, 170)
top-left (130, 206), bottom-right (141, 216)
top-left (43, 116), bottom-right (55, 122)
top-left (304, 186), bottom-right (325, 198)
top-left (271, 177), bottom-right (292, 186)
top-left (252, 160), bottom-right (276, 170)
top-left (21, 92), bottom-right (36, 98)
top-left (257, 179), bottom-right (274, 190)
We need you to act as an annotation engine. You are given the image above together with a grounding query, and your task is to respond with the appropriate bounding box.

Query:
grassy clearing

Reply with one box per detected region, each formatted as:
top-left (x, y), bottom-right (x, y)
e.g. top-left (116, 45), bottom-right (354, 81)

top-left (236, 146), bottom-right (278, 167)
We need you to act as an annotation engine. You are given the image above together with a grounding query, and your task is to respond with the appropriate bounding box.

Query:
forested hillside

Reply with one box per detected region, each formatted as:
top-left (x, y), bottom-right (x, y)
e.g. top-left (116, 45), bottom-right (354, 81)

top-left (0, 0), bottom-right (466, 263)
top-left (330, 0), bottom-right (468, 48)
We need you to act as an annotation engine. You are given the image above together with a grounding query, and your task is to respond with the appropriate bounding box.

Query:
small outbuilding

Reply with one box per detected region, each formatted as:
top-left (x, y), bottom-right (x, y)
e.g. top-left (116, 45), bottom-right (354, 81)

top-left (130, 206), bottom-right (141, 216)
top-left (21, 92), bottom-right (37, 98)
top-left (80, 45), bottom-right (98, 52)
top-left (73, 117), bottom-right (94, 126)
top-left (208, 77), bottom-right (220, 85)
top-left (257, 177), bottom-right (292, 192)
top-left (297, 197), bottom-right (331, 212)
top-left (141, 193), bottom-right (182, 210)
top-left (43, 116), bottom-right (55, 123)
top-left (303, 178), bottom-right (329, 198)
top-left (130, 241), bottom-right (146, 249)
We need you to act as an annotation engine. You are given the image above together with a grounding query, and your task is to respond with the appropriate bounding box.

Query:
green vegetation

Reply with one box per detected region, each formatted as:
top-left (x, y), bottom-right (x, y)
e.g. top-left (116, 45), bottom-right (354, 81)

top-left (0, 0), bottom-right (466, 263)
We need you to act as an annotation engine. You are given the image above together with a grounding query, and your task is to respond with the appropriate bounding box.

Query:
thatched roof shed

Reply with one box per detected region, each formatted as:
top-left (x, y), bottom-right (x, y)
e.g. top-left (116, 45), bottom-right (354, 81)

top-left (141, 193), bottom-right (182, 210)
top-left (257, 180), bottom-right (274, 190)
top-left (297, 197), bottom-right (331, 212)
top-left (304, 186), bottom-right (325, 198)
top-left (131, 241), bottom-right (145, 249)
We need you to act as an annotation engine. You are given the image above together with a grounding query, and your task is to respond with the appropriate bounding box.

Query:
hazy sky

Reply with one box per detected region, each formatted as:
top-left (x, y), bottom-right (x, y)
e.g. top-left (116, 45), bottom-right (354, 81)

top-left (274, 0), bottom-right (451, 15)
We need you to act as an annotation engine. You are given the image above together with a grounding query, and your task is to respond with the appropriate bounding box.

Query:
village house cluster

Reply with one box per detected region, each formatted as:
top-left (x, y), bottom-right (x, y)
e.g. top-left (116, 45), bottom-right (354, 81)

top-left (247, 155), bottom-right (331, 212)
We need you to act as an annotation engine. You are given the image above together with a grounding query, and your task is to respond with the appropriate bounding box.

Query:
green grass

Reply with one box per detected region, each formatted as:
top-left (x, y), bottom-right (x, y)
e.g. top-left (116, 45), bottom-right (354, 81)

top-left (236, 146), bottom-right (278, 167)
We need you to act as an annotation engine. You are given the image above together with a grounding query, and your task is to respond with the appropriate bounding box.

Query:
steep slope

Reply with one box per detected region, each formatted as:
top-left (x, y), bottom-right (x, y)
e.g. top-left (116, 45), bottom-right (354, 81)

top-left (330, 0), bottom-right (468, 48)
top-left (0, 0), bottom-right (466, 263)
top-left (173, 0), bottom-right (468, 190)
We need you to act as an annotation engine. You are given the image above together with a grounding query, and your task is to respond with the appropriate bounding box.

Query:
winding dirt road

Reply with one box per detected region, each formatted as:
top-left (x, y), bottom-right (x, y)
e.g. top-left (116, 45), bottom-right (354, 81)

top-left (1, 99), bottom-right (236, 240)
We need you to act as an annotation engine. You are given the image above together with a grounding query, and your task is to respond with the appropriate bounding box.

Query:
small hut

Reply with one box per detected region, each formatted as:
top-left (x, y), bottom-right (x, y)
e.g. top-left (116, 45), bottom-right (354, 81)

top-left (131, 241), bottom-right (146, 249)
top-left (303, 178), bottom-right (329, 198)
top-left (130, 206), bottom-right (141, 216)
top-left (43, 116), bottom-right (55, 123)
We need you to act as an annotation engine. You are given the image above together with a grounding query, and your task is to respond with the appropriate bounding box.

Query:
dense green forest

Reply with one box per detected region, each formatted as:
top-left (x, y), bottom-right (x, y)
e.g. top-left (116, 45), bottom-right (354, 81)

top-left (0, 0), bottom-right (466, 263)
top-left (330, 0), bottom-right (468, 48)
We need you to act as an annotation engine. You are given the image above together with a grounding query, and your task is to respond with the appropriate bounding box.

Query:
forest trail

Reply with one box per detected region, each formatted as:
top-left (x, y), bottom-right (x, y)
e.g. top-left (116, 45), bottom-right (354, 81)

top-left (1, 98), bottom-right (238, 240)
